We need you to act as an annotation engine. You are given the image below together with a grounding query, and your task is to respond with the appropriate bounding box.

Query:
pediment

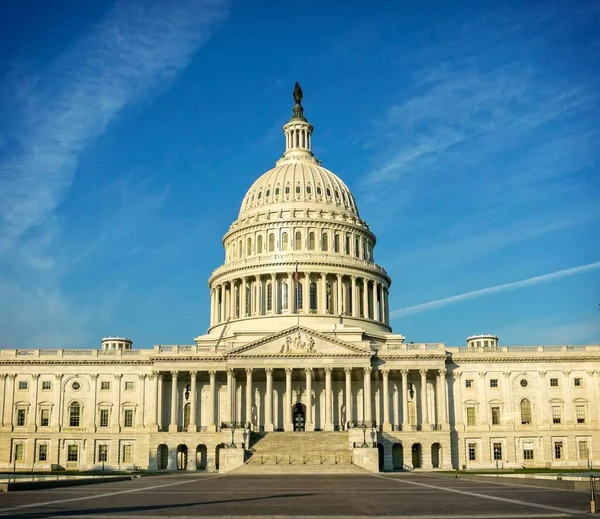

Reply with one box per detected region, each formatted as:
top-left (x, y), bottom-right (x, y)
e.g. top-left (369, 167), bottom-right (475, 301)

top-left (225, 325), bottom-right (372, 358)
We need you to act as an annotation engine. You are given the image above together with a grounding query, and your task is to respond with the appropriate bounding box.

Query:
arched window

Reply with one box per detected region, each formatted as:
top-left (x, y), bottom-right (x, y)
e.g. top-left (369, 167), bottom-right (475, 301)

top-left (316, 186), bottom-right (322, 195)
top-left (296, 282), bottom-right (303, 311)
top-left (257, 235), bottom-right (263, 254)
top-left (275, 187), bottom-right (280, 196)
top-left (235, 286), bottom-right (240, 318)
top-left (308, 232), bottom-right (315, 250)
top-left (295, 185), bottom-right (301, 194)
top-left (69, 402), bottom-right (81, 427)
top-left (310, 282), bottom-right (317, 310)
top-left (334, 234), bottom-right (340, 253)
top-left (295, 231), bottom-right (302, 250)
top-left (322, 233), bottom-right (328, 251)
top-left (281, 282), bottom-right (288, 310)
top-left (345, 234), bottom-right (350, 254)
top-left (282, 232), bottom-right (288, 250)
top-left (355, 237), bottom-right (360, 257)
top-left (246, 237), bottom-right (251, 256)
top-left (520, 399), bottom-right (532, 425)
top-left (245, 285), bottom-right (251, 316)
top-left (239, 239), bottom-right (243, 258)
top-left (326, 282), bottom-right (332, 312)
top-left (362, 239), bottom-right (367, 259)
top-left (266, 282), bottom-right (272, 311)
top-left (268, 234), bottom-right (275, 252)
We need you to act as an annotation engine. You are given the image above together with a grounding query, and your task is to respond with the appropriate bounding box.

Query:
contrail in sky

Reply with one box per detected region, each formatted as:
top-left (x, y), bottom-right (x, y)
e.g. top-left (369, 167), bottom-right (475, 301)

top-left (390, 261), bottom-right (600, 318)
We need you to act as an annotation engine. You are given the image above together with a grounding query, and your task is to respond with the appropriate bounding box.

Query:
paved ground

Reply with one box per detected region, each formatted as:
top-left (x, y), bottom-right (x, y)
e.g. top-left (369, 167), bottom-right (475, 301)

top-left (0, 472), bottom-right (593, 518)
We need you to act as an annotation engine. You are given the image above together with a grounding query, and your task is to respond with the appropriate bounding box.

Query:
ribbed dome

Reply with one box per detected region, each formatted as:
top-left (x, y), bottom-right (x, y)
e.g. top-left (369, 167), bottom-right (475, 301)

top-left (239, 161), bottom-right (359, 217)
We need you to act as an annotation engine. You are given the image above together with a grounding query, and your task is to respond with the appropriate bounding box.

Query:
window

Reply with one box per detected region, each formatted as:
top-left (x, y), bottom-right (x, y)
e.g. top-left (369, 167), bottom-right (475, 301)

top-left (550, 378), bottom-right (559, 387)
top-left (316, 186), bottom-right (322, 195)
top-left (265, 188), bottom-right (270, 197)
top-left (38, 443), bottom-right (48, 462)
top-left (99, 409), bottom-right (109, 427)
top-left (275, 187), bottom-right (280, 196)
top-left (574, 378), bottom-right (582, 387)
top-left (321, 233), bottom-right (328, 251)
top-left (523, 441), bottom-right (534, 460)
top-left (554, 441), bottom-right (563, 460)
top-left (123, 444), bottom-right (133, 463)
top-left (520, 379), bottom-right (528, 388)
top-left (579, 441), bottom-right (589, 460)
top-left (257, 235), bottom-right (263, 254)
top-left (69, 402), bottom-right (81, 427)
top-left (552, 405), bottom-right (562, 424)
top-left (40, 408), bottom-right (50, 427)
top-left (493, 442), bottom-right (502, 461)
top-left (334, 234), bottom-right (340, 253)
top-left (246, 237), bottom-right (251, 256)
top-left (295, 185), bottom-right (301, 194)
top-left (308, 232), bottom-right (315, 250)
top-left (490, 379), bottom-right (498, 388)
top-left (285, 186), bottom-right (290, 195)
top-left (124, 409), bottom-right (134, 428)
top-left (344, 234), bottom-right (350, 254)
top-left (101, 381), bottom-right (110, 391)
top-left (266, 282), bottom-right (272, 311)
top-left (576, 405), bottom-right (586, 424)
top-left (18, 381), bottom-right (28, 390)
top-left (309, 282), bottom-right (317, 311)
top-left (520, 399), bottom-right (532, 425)
top-left (468, 443), bottom-right (477, 461)
top-left (306, 185), bottom-right (311, 194)
top-left (326, 188), bottom-right (331, 197)
top-left (491, 406), bottom-right (501, 425)
top-left (15, 443), bottom-right (24, 462)
top-left (296, 282), bottom-right (303, 311)
top-left (67, 444), bottom-right (79, 462)
top-left (72, 381), bottom-right (80, 391)
top-left (295, 231), bottom-right (302, 250)
top-left (281, 282), bottom-right (288, 310)
top-left (245, 285), bottom-right (251, 315)
top-left (16, 408), bottom-right (26, 426)
top-left (268, 234), bottom-right (274, 252)
top-left (125, 381), bottom-right (134, 391)
top-left (42, 381), bottom-right (52, 391)
top-left (354, 237), bottom-right (359, 257)
top-left (98, 444), bottom-right (108, 462)
top-left (282, 232), bottom-right (288, 250)
top-left (466, 407), bottom-right (477, 426)
top-left (465, 379), bottom-right (473, 388)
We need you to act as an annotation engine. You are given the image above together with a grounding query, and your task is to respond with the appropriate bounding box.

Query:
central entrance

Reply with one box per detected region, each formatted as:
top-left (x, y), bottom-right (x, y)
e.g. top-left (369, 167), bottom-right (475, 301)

top-left (292, 403), bottom-right (306, 431)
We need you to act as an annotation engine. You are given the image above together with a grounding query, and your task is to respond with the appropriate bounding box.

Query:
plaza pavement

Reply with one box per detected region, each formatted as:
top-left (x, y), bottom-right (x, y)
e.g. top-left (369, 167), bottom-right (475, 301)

top-left (0, 472), bottom-right (593, 518)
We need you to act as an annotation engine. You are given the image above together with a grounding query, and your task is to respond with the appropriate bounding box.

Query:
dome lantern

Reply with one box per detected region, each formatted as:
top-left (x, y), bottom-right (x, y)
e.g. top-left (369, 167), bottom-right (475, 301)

top-left (281, 82), bottom-right (316, 163)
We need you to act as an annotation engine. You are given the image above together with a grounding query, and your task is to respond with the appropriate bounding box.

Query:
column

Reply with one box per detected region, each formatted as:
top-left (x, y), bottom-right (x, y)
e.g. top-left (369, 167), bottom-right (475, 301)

top-left (169, 371), bottom-right (178, 432)
top-left (385, 288), bottom-right (390, 325)
top-left (350, 276), bottom-right (357, 317)
top-left (336, 274), bottom-right (343, 315)
top-left (265, 368), bottom-right (274, 431)
top-left (189, 371), bottom-right (197, 431)
top-left (147, 373), bottom-right (157, 430)
top-left (210, 289), bottom-right (214, 326)
top-left (157, 373), bottom-right (164, 431)
top-left (208, 370), bottom-right (216, 432)
top-left (362, 279), bottom-right (369, 318)
top-left (136, 374), bottom-right (145, 428)
top-left (372, 281), bottom-right (379, 321)
top-left (382, 369), bottom-right (391, 431)
top-left (454, 372), bottom-right (465, 427)
top-left (401, 369), bottom-right (409, 429)
top-left (88, 374), bottom-right (98, 431)
top-left (381, 286), bottom-right (387, 324)
top-left (303, 272), bottom-right (311, 312)
top-left (363, 367), bottom-right (372, 424)
top-left (538, 371), bottom-right (549, 426)
top-left (229, 280), bottom-right (236, 319)
top-left (241, 277), bottom-right (247, 317)
top-left (29, 374), bottom-right (40, 429)
top-left (114, 374), bottom-right (122, 431)
top-left (257, 275), bottom-right (262, 315)
top-left (226, 369), bottom-right (234, 423)
top-left (320, 273), bottom-right (327, 314)
top-left (245, 368), bottom-right (253, 429)
top-left (52, 374), bottom-right (62, 429)
top-left (287, 273), bottom-right (294, 313)
top-left (285, 368), bottom-right (293, 431)
top-left (219, 285), bottom-right (225, 322)
top-left (345, 368), bottom-right (353, 428)
top-left (272, 274), bottom-right (278, 314)
top-left (305, 368), bottom-right (314, 431)
top-left (325, 367), bottom-right (333, 431)
top-left (420, 369), bottom-right (429, 428)
top-left (0, 375), bottom-right (6, 427)
top-left (438, 369), bottom-right (448, 426)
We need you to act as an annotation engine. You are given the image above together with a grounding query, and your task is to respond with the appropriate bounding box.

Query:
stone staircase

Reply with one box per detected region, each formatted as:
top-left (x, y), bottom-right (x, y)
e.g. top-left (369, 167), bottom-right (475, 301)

top-left (234, 431), bottom-right (365, 474)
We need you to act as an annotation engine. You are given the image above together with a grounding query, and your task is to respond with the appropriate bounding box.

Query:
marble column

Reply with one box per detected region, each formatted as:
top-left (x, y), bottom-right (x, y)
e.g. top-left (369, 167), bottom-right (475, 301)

top-left (245, 368), bottom-right (253, 429)
top-left (420, 369), bottom-right (429, 428)
top-left (219, 285), bottom-right (225, 322)
top-left (169, 371), bottom-right (178, 432)
top-left (226, 369), bottom-right (234, 423)
top-left (321, 273), bottom-right (327, 314)
top-left (229, 280), bottom-right (236, 319)
top-left (148, 372), bottom-right (158, 430)
top-left (382, 369), bottom-right (391, 431)
top-left (265, 368), bottom-right (274, 431)
top-left (345, 367), bottom-right (353, 428)
top-left (157, 374), bottom-right (163, 431)
top-left (52, 374), bottom-right (62, 430)
top-left (351, 276), bottom-right (357, 317)
top-left (241, 277), bottom-right (247, 317)
top-left (437, 369), bottom-right (448, 426)
top-left (401, 369), bottom-right (409, 430)
top-left (189, 371), bottom-right (197, 432)
top-left (136, 374), bottom-right (145, 428)
top-left (363, 367), bottom-right (372, 424)
top-left (305, 368), bottom-right (314, 431)
top-left (114, 374), bottom-right (122, 431)
top-left (285, 368), bottom-right (293, 431)
top-left (380, 286), bottom-right (387, 324)
top-left (208, 370), bottom-right (216, 432)
top-left (324, 367), bottom-right (333, 431)
top-left (362, 279), bottom-right (369, 318)
top-left (336, 274), bottom-right (343, 315)
top-left (29, 374), bottom-right (39, 429)
top-left (287, 272), bottom-right (293, 313)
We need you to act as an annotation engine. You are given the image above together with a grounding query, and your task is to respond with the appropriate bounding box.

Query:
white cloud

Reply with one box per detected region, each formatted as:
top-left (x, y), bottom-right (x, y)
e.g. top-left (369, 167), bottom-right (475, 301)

top-left (390, 261), bottom-right (600, 318)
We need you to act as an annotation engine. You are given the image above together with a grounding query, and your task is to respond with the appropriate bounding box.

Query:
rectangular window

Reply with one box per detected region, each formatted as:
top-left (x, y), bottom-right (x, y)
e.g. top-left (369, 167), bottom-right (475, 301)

top-left (550, 378), bottom-right (559, 387)
top-left (552, 406), bottom-right (562, 424)
top-left (490, 379), bottom-right (498, 388)
top-left (468, 443), bottom-right (477, 461)
top-left (67, 444), bottom-right (79, 462)
top-left (99, 409), bottom-right (109, 427)
top-left (38, 444), bottom-right (48, 462)
top-left (574, 378), bottom-right (582, 387)
top-left (124, 409), bottom-right (134, 428)
top-left (18, 381), bottom-right (28, 390)
top-left (40, 408), bottom-right (50, 427)
top-left (42, 381), bottom-right (52, 390)
top-left (98, 444), bottom-right (108, 462)
top-left (101, 381), bottom-right (110, 391)
top-left (523, 441), bottom-right (534, 460)
top-left (493, 442), bottom-right (503, 461)
top-left (15, 443), bottom-right (24, 462)
top-left (122, 444), bottom-right (133, 463)
top-left (16, 408), bottom-right (26, 426)
top-left (576, 405), bottom-right (586, 424)
top-left (491, 406), bottom-right (501, 425)
top-left (465, 379), bottom-right (473, 388)
top-left (554, 441), bottom-right (563, 459)
top-left (579, 441), bottom-right (589, 460)
top-left (125, 381), bottom-right (134, 391)
top-left (466, 407), bottom-right (476, 426)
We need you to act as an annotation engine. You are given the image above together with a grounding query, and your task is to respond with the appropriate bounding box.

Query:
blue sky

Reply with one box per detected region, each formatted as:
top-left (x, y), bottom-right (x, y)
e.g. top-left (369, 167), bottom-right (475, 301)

top-left (0, 0), bottom-right (598, 349)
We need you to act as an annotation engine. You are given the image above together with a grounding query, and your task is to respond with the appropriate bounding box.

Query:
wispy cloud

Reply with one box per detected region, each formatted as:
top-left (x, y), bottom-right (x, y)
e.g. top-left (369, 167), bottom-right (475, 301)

top-left (390, 261), bottom-right (600, 318)
top-left (0, 0), bottom-right (229, 257)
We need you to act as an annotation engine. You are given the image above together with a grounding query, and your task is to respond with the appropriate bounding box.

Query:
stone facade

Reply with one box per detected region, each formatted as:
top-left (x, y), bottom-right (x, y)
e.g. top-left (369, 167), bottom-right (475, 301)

top-left (1, 88), bottom-right (599, 472)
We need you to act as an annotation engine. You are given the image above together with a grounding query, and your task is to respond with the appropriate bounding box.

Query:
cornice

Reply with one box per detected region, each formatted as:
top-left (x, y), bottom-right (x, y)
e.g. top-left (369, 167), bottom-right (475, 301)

top-left (451, 356), bottom-right (600, 363)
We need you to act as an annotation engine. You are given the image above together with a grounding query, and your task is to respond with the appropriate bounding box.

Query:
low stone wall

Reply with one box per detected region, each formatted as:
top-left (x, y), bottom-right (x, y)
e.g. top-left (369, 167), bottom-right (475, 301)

top-left (218, 448), bottom-right (245, 473)
top-left (0, 475), bottom-right (133, 492)
top-left (352, 448), bottom-right (379, 472)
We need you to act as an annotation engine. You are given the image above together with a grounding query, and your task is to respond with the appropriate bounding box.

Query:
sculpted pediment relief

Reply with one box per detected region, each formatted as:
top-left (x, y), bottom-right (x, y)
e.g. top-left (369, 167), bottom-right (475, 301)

top-left (226, 326), bottom-right (371, 358)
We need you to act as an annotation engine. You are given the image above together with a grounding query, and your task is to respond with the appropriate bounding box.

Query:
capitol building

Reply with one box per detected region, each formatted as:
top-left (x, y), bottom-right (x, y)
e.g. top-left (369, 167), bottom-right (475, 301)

top-left (1, 85), bottom-right (599, 474)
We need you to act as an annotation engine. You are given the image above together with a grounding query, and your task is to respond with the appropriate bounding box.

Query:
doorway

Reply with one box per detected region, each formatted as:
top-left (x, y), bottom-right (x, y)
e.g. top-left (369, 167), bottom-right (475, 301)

top-left (292, 403), bottom-right (306, 431)
top-left (411, 443), bottom-right (421, 469)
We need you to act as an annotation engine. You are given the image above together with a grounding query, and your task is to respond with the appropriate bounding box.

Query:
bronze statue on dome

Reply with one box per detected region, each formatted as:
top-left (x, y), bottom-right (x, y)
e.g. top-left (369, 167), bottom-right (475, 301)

top-left (293, 82), bottom-right (303, 105)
